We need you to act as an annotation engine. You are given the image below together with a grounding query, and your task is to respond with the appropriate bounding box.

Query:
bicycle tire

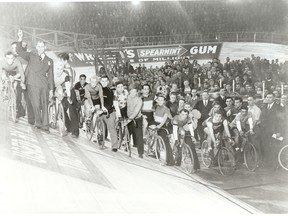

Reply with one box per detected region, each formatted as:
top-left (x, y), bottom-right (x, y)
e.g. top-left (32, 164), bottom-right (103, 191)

top-left (201, 140), bottom-right (212, 168)
top-left (96, 118), bottom-right (106, 149)
top-left (123, 126), bottom-right (131, 157)
top-left (244, 142), bottom-right (258, 171)
top-left (9, 86), bottom-right (17, 123)
top-left (278, 145), bottom-right (288, 171)
top-left (181, 144), bottom-right (194, 174)
top-left (218, 147), bottom-right (236, 176)
top-left (116, 122), bottom-right (123, 149)
top-left (155, 136), bottom-right (167, 166)
top-left (144, 130), bottom-right (154, 157)
top-left (57, 103), bottom-right (66, 137)
top-left (86, 113), bottom-right (95, 140)
top-left (78, 109), bottom-right (84, 128)
top-left (48, 103), bottom-right (57, 129)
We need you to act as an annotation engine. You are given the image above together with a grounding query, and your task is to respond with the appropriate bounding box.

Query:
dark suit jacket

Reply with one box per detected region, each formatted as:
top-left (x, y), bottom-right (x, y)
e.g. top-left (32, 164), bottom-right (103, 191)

top-left (194, 100), bottom-right (213, 123)
top-left (16, 42), bottom-right (54, 91)
top-left (215, 95), bottom-right (226, 108)
top-left (261, 102), bottom-right (281, 135)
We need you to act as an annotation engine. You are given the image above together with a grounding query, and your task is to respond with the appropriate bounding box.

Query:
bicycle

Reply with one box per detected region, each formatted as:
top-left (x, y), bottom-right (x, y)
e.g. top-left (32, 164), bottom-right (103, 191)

top-left (48, 90), bottom-right (66, 137)
top-left (276, 134), bottom-right (288, 171)
top-left (233, 131), bottom-right (258, 172)
top-left (201, 134), bottom-right (236, 176)
top-left (144, 126), bottom-right (167, 165)
top-left (7, 77), bottom-right (19, 123)
top-left (116, 118), bottom-right (131, 157)
top-left (172, 129), bottom-right (195, 174)
top-left (86, 108), bottom-right (107, 149)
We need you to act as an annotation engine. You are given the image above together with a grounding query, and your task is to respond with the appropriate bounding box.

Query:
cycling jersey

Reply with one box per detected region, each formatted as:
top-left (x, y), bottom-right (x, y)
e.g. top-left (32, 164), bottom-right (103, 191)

top-left (74, 81), bottom-right (88, 101)
top-left (114, 89), bottom-right (129, 109)
top-left (154, 105), bottom-right (172, 124)
top-left (172, 115), bottom-right (193, 131)
top-left (230, 112), bottom-right (252, 129)
top-left (0, 58), bottom-right (24, 82)
top-left (84, 83), bottom-right (102, 105)
top-left (205, 116), bottom-right (225, 134)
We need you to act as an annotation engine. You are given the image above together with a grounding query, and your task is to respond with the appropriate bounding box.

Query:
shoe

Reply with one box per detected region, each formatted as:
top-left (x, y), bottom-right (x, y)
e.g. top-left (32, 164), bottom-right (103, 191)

top-left (34, 125), bottom-right (41, 129)
top-left (41, 129), bottom-right (50, 134)
top-left (139, 154), bottom-right (143, 158)
top-left (112, 148), bottom-right (118, 152)
top-left (71, 134), bottom-right (79, 138)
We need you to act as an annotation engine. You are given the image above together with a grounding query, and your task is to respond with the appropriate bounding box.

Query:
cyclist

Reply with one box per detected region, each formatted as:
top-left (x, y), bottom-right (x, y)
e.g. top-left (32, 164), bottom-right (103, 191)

top-left (141, 84), bottom-right (156, 139)
top-left (230, 105), bottom-right (254, 151)
top-left (114, 81), bottom-right (129, 119)
top-left (172, 109), bottom-right (200, 172)
top-left (150, 93), bottom-right (174, 165)
top-left (74, 74), bottom-right (88, 128)
top-left (1, 51), bottom-right (25, 119)
top-left (74, 74), bottom-right (88, 103)
top-left (203, 110), bottom-right (232, 152)
top-left (84, 76), bottom-right (106, 123)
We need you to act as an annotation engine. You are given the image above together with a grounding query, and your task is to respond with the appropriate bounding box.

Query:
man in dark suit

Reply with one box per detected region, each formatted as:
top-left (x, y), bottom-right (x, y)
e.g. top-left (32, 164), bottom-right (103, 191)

top-left (16, 30), bottom-right (54, 133)
top-left (194, 91), bottom-right (213, 146)
top-left (215, 88), bottom-right (226, 109)
top-left (260, 93), bottom-right (281, 168)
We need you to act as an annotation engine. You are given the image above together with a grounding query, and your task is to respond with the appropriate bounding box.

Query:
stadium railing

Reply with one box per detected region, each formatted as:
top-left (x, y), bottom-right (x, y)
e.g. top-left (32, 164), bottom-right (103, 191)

top-left (0, 24), bottom-right (288, 50)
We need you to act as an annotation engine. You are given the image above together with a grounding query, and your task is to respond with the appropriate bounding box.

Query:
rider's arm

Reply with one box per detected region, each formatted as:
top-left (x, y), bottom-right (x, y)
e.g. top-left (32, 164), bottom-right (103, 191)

top-left (98, 84), bottom-right (104, 110)
top-left (248, 117), bottom-right (254, 131)
top-left (15, 59), bottom-right (25, 83)
top-left (157, 113), bottom-right (168, 129)
top-left (84, 86), bottom-right (93, 108)
top-left (236, 120), bottom-right (242, 133)
top-left (223, 119), bottom-right (231, 138)
top-left (16, 42), bottom-right (31, 63)
top-left (173, 125), bottom-right (178, 141)
top-left (187, 122), bottom-right (195, 137)
top-left (207, 121), bottom-right (217, 144)
top-left (113, 100), bottom-right (122, 118)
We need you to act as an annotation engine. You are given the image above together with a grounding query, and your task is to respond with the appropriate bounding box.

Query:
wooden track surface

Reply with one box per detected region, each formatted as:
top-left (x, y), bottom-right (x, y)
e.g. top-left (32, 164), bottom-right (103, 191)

top-left (0, 99), bottom-right (261, 214)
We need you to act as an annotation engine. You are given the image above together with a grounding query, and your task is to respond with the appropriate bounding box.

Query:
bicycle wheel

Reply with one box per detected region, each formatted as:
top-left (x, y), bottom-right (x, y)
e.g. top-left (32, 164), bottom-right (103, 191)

top-left (155, 136), bottom-right (167, 165)
top-left (123, 126), bottom-right (131, 157)
top-left (181, 144), bottom-right (194, 174)
top-left (9, 87), bottom-right (17, 122)
top-left (57, 103), bottom-right (66, 137)
top-left (48, 103), bottom-right (57, 129)
top-left (278, 145), bottom-right (288, 171)
top-left (244, 142), bottom-right (258, 171)
top-left (96, 118), bottom-right (106, 149)
top-left (201, 140), bottom-right (212, 168)
top-left (218, 147), bottom-right (236, 176)
top-left (78, 109), bottom-right (84, 128)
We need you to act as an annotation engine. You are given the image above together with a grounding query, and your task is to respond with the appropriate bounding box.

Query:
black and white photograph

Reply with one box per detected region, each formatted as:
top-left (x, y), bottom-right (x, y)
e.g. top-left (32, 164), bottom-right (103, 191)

top-left (0, 0), bottom-right (287, 214)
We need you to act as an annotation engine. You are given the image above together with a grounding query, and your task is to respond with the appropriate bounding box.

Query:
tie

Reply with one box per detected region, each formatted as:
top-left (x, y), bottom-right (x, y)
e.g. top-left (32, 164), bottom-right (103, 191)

top-left (39, 55), bottom-right (43, 61)
top-left (268, 104), bottom-right (271, 110)
top-left (204, 100), bottom-right (207, 106)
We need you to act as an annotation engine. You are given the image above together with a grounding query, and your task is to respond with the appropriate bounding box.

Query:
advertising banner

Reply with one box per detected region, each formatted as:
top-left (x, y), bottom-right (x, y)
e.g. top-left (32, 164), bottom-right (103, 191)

top-left (53, 43), bottom-right (223, 68)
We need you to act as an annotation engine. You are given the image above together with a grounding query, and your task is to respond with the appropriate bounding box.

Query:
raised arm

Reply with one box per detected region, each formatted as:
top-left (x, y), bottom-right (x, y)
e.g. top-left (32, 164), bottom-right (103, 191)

top-left (16, 30), bottom-right (31, 62)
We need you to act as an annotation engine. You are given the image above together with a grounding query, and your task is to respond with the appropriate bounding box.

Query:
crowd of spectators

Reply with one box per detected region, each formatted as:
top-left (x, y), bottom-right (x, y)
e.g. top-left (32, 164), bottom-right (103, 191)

top-left (0, 1), bottom-right (287, 39)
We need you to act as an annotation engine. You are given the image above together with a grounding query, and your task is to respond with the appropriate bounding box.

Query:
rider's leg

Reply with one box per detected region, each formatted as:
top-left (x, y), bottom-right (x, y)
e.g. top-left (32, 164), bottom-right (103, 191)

top-left (232, 128), bottom-right (240, 149)
top-left (84, 99), bottom-right (91, 121)
top-left (185, 134), bottom-right (200, 170)
top-left (204, 127), bottom-right (212, 150)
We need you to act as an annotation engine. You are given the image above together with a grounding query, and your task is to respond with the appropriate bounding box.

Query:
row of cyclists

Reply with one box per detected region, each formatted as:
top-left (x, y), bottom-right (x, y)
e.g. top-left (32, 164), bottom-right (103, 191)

top-left (0, 51), bottom-right (275, 173)
top-left (55, 69), bottom-right (263, 174)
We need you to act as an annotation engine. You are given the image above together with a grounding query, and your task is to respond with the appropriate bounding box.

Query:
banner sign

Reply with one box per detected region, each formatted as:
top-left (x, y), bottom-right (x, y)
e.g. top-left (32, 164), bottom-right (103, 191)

top-left (53, 43), bottom-right (222, 68)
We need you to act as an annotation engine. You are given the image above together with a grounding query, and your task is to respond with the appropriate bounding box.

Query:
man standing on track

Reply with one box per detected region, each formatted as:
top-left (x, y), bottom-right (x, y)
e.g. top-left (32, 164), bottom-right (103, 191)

top-left (16, 29), bottom-right (54, 133)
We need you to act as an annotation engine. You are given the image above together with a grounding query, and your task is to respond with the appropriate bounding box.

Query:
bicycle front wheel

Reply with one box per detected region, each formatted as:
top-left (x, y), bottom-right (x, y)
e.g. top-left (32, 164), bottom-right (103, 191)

top-left (9, 88), bottom-right (17, 122)
top-left (57, 103), bottom-right (66, 137)
top-left (123, 126), bottom-right (131, 157)
top-left (201, 140), bottom-right (212, 168)
top-left (218, 147), bottom-right (236, 176)
top-left (181, 144), bottom-right (194, 174)
top-left (48, 103), bottom-right (57, 129)
top-left (278, 145), bottom-right (288, 171)
top-left (96, 119), bottom-right (106, 149)
top-left (155, 136), bottom-right (167, 165)
top-left (244, 142), bottom-right (258, 171)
